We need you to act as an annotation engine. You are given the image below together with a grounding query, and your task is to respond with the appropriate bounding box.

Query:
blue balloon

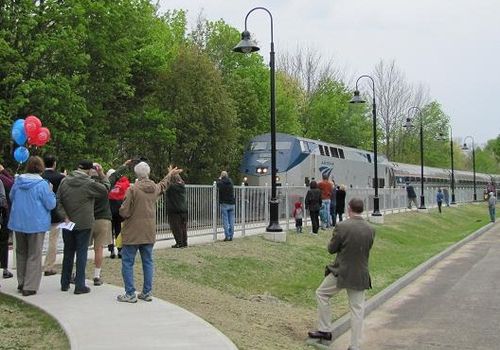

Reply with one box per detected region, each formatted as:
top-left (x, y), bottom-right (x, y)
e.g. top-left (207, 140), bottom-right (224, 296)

top-left (13, 119), bottom-right (25, 129)
top-left (11, 124), bottom-right (27, 145)
top-left (14, 146), bottom-right (29, 163)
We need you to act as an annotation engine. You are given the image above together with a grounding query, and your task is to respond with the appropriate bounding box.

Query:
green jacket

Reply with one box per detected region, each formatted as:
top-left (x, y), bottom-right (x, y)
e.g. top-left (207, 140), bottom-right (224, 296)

top-left (326, 216), bottom-right (375, 290)
top-left (56, 170), bottom-right (110, 230)
top-left (93, 165), bottom-right (127, 220)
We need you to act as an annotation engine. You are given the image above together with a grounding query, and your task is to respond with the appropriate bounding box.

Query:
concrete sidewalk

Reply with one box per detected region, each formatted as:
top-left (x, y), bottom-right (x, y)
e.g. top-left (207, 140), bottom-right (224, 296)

top-left (329, 221), bottom-right (500, 350)
top-left (0, 275), bottom-right (237, 350)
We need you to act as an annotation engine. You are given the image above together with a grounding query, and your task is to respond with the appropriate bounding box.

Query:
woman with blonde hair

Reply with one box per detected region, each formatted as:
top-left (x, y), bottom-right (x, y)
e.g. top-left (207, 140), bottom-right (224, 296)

top-left (8, 156), bottom-right (56, 296)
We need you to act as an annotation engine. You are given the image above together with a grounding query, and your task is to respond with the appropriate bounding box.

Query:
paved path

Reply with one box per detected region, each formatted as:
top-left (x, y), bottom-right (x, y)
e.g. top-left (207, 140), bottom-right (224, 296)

top-left (330, 222), bottom-right (500, 350)
top-left (1, 274), bottom-right (237, 350)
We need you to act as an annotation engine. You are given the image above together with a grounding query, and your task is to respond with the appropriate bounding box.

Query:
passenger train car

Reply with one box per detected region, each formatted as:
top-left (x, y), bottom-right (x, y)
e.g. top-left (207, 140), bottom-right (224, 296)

top-left (240, 133), bottom-right (500, 194)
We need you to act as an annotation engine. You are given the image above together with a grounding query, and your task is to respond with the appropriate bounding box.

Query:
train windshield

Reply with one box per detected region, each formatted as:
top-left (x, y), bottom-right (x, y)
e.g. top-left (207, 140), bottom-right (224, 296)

top-left (248, 141), bottom-right (291, 151)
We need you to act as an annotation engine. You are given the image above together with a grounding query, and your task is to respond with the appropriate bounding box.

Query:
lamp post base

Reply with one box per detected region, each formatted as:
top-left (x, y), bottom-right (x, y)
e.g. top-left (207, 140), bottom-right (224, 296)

top-left (368, 214), bottom-right (384, 224)
top-left (266, 199), bottom-right (282, 232)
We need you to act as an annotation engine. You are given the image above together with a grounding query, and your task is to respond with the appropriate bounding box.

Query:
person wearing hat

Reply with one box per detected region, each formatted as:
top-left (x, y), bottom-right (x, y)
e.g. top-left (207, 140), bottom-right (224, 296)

top-left (56, 160), bottom-right (110, 294)
top-left (488, 192), bottom-right (497, 223)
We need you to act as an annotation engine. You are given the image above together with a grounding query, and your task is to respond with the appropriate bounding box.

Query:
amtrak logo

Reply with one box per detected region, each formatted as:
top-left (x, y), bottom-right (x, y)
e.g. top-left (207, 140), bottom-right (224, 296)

top-left (319, 165), bottom-right (334, 178)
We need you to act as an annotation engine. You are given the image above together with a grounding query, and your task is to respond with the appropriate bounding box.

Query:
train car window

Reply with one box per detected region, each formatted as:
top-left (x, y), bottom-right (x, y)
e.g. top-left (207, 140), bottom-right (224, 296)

top-left (338, 149), bottom-right (345, 159)
top-left (276, 141), bottom-right (291, 150)
top-left (319, 145), bottom-right (325, 156)
top-left (250, 142), bottom-right (268, 151)
top-left (300, 141), bottom-right (310, 153)
top-left (331, 147), bottom-right (339, 158)
top-left (366, 154), bottom-right (372, 163)
top-left (307, 142), bottom-right (318, 151)
top-left (324, 146), bottom-right (330, 156)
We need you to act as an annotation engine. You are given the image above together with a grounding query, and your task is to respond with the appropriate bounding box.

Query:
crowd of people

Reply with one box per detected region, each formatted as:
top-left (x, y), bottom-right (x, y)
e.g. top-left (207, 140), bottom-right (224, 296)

top-left (0, 156), bottom-right (182, 302)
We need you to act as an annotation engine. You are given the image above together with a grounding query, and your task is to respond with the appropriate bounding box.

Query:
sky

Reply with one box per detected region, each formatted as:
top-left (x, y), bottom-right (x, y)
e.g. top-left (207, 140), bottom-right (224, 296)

top-left (159, 0), bottom-right (500, 146)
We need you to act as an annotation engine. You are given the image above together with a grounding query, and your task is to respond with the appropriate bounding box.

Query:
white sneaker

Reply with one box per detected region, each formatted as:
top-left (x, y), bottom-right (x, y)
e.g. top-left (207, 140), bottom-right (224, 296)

top-left (138, 292), bottom-right (153, 302)
top-left (117, 293), bottom-right (137, 303)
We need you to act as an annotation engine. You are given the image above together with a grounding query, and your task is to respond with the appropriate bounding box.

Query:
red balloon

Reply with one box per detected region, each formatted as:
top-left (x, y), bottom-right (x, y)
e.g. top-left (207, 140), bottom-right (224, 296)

top-left (36, 127), bottom-right (50, 146)
top-left (24, 115), bottom-right (42, 138)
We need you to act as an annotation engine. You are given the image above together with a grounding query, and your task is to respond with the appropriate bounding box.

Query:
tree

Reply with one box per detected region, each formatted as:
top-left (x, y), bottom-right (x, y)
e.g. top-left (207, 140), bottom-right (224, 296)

top-left (159, 46), bottom-right (238, 183)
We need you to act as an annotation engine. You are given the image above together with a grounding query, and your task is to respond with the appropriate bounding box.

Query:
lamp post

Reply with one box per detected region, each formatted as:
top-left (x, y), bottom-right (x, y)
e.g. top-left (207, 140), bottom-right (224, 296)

top-left (349, 75), bottom-right (382, 217)
top-left (439, 126), bottom-right (456, 204)
top-left (462, 136), bottom-right (477, 201)
top-left (234, 7), bottom-right (282, 232)
top-left (404, 106), bottom-right (426, 209)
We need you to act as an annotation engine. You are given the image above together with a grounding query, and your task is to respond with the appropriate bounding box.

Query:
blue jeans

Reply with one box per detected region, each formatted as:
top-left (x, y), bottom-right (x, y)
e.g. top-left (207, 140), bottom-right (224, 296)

top-left (220, 203), bottom-right (235, 239)
top-left (489, 206), bottom-right (496, 222)
top-left (321, 199), bottom-right (331, 227)
top-left (121, 244), bottom-right (154, 295)
top-left (61, 228), bottom-right (91, 290)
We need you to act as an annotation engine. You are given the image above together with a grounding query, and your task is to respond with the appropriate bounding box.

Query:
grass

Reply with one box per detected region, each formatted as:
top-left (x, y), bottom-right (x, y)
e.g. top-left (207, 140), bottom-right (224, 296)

top-left (0, 293), bottom-right (70, 350)
top-left (96, 203), bottom-right (492, 350)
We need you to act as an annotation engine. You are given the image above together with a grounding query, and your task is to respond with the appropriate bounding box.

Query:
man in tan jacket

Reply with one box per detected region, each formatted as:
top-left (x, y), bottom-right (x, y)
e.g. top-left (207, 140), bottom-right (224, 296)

top-left (308, 198), bottom-right (375, 350)
top-left (117, 162), bottom-right (182, 303)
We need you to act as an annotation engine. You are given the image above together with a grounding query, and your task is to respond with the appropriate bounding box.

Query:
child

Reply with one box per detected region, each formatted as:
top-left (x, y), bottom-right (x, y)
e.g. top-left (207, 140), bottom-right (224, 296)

top-left (292, 201), bottom-right (304, 233)
top-left (319, 201), bottom-right (329, 229)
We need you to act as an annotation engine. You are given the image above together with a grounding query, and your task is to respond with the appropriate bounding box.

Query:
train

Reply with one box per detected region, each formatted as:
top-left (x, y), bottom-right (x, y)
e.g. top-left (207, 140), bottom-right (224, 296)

top-left (240, 133), bottom-right (500, 196)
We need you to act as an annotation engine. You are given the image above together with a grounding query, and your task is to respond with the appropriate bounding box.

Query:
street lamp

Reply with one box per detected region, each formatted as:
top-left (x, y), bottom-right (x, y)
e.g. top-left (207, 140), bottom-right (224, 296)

top-left (234, 7), bottom-right (282, 232)
top-left (439, 126), bottom-right (456, 204)
top-left (462, 136), bottom-right (477, 201)
top-left (349, 75), bottom-right (382, 217)
top-left (403, 106), bottom-right (426, 209)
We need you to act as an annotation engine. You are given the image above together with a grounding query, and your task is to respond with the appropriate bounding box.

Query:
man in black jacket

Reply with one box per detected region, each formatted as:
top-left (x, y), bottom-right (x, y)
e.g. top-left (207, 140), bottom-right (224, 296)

top-left (308, 198), bottom-right (375, 350)
top-left (41, 155), bottom-right (65, 276)
top-left (216, 171), bottom-right (235, 241)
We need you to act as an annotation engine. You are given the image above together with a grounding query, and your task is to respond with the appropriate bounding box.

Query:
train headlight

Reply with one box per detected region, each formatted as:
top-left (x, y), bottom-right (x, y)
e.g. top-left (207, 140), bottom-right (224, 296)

top-left (276, 176), bottom-right (280, 182)
top-left (243, 176), bottom-right (248, 182)
top-left (256, 168), bottom-right (262, 174)
top-left (262, 168), bottom-right (268, 173)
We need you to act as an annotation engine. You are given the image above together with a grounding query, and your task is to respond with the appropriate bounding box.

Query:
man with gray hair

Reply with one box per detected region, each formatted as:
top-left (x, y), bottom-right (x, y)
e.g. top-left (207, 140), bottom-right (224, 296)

top-left (216, 170), bottom-right (235, 241)
top-left (117, 163), bottom-right (182, 303)
top-left (308, 197), bottom-right (375, 350)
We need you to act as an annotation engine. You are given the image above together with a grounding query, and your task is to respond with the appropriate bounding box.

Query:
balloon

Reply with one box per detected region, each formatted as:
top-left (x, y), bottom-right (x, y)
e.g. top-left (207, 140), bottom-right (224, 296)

top-left (24, 115), bottom-right (42, 138)
top-left (14, 146), bottom-right (29, 163)
top-left (11, 123), bottom-right (27, 145)
top-left (13, 119), bottom-right (25, 129)
top-left (31, 127), bottom-right (51, 146)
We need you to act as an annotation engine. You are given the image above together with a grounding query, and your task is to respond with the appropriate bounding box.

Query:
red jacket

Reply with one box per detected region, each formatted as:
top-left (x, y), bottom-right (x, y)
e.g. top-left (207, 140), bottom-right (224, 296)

top-left (108, 176), bottom-right (130, 201)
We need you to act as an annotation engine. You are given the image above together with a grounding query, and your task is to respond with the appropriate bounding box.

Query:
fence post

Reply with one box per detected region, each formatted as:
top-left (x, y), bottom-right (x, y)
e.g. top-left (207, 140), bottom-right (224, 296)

top-left (285, 184), bottom-right (290, 231)
top-left (212, 181), bottom-right (217, 241)
top-left (241, 183), bottom-right (246, 237)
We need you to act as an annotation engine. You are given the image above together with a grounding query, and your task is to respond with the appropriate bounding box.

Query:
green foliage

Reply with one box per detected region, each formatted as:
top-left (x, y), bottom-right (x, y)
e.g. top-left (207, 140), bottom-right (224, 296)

top-left (305, 79), bottom-right (372, 149)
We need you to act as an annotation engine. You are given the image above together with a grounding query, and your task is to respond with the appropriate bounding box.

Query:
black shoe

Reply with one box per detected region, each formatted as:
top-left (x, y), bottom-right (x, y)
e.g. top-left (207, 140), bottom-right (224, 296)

top-left (3, 270), bottom-right (13, 279)
top-left (223, 238), bottom-right (230, 241)
top-left (44, 270), bottom-right (57, 276)
top-left (171, 243), bottom-right (182, 248)
top-left (180, 244), bottom-right (188, 248)
top-left (308, 330), bottom-right (332, 341)
top-left (61, 285), bottom-right (70, 292)
top-left (118, 253), bottom-right (122, 259)
top-left (22, 290), bottom-right (37, 297)
top-left (110, 252), bottom-right (116, 259)
top-left (74, 286), bottom-right (91, 295)
top-left (17, 285), bottom-right (23, 292)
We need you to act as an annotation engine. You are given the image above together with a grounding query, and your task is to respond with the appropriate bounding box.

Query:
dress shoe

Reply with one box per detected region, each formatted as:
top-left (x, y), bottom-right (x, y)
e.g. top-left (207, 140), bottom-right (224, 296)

top-left (307, 330), bottom-right (332, 341)
top-left (74, 286), bottom-right (91, 295)
top-left (22, 290), bottom-right (37, 297)
top-left (44, 270), bottom-right (57, 276)
top-left (61, 286), bottom-right (70, 292)
top-left (3, 270), bottom-right (13, 279)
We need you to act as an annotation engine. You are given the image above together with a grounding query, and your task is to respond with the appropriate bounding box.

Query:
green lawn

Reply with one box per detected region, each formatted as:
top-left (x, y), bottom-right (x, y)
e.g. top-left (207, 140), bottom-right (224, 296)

top-left (99, 202), bottom-right (494, 350)
top-left (0, 293), bottom-right (69, 350)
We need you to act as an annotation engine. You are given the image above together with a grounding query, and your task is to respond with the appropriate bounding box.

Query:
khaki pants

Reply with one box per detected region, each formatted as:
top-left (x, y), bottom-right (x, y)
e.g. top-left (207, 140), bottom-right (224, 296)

top-left (16, 232), bottom-right (45, 291)
top-left (43, 224), bottom-right (60, 272)
top-left (316, 273), bottom-right (365, 350)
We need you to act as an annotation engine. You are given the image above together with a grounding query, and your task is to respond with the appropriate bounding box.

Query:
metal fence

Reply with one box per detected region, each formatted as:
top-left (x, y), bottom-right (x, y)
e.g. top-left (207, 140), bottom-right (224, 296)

top-left (155, 184), bottom-right (477, 241)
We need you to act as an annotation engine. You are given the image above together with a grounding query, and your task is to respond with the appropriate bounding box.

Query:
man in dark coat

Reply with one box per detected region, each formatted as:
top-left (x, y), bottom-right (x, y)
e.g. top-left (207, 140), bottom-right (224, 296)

top-left (166, 173), bottom-right (188, 248)
top-left (41, 155), bottom-right (65, 276)
top-left (308, 198), bottom-right (375, 350)
top-left (406, 182), bottom-right (417, 209)
top-left (216, 171), bottom-right (235, 241)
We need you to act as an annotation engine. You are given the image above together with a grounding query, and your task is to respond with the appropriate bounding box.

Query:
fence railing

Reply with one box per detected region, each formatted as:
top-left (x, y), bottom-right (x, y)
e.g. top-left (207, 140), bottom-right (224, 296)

top-left (156, 184), bottom-right (478, 241)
